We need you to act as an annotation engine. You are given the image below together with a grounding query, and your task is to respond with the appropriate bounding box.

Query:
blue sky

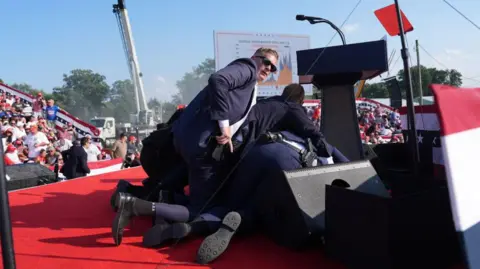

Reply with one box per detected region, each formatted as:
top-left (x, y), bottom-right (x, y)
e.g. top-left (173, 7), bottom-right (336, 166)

top-left (1, 0), bottom-right (479, 101)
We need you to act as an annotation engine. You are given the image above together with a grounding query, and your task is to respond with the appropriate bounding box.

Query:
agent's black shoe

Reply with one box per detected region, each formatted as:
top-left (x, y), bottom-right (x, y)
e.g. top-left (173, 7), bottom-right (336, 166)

top-left (112, 192), bottom-right (135, 246)
top-left (196, 211), bottom-right (241, 264)
top-left (110, 180), bottom-right (132, 211)
top-left (143, 218), bottom-right (214, 247)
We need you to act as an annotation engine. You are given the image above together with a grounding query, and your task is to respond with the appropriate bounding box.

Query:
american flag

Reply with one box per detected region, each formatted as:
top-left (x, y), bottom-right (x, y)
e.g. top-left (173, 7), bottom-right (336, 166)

top-left (431, 84), bottom-right (480, 269)
top-left (399, 104), bottom-right (444, 175)
top-left (402, 84), bottom-right (480, 269)
top-left (0, 83), bottom-right (100, 138)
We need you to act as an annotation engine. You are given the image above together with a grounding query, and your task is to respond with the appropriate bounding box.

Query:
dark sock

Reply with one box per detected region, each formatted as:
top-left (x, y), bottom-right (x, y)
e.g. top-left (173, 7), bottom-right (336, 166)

top-left (154, 202), bottom-right (189, 222)
top-left (133, 199), bottom-right (155, 216)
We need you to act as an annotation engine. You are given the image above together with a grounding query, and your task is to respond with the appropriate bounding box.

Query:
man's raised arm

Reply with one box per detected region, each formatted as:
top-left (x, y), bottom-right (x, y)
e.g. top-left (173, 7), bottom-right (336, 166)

top-left (286, 105), bottom-right (333, 155)
top-left (207, 59), bottom-right (256, 127)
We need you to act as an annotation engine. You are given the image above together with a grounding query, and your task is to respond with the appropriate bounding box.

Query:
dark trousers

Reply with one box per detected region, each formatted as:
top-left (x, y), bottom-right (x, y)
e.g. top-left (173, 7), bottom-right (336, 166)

top-left (209, 142), bottom-right (303, 233)
top-left (173, 135), bottom-right (222, 220)
top-left (332, 147), bottom-right (350, 163)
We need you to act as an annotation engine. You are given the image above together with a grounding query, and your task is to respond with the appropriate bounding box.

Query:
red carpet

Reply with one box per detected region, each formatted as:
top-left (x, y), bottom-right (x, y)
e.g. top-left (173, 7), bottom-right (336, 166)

top-left (3, 167), bottom-right (346, 269)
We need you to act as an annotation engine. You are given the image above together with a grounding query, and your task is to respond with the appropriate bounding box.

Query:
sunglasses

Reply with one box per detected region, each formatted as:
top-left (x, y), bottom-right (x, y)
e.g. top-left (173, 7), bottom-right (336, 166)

top-left (257, 56), bottom-right (277, 73)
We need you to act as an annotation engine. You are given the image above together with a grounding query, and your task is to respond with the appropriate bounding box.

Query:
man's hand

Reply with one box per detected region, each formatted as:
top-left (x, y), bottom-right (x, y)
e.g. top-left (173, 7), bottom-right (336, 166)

top-left (216, 126), bottom-right (233, 153)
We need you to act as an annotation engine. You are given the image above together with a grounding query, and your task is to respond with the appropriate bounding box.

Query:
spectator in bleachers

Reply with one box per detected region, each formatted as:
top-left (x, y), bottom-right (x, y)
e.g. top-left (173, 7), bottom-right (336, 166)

top-left (54, 132), bottom-right (73, 153)
top-left (11, 97), bottom-right (23, 113)
top-left (15, 140), bottom-right (29, 163)
top-left (4, 144), bottom-right (21, 165)
top-left (34, 149), bottom-right (48, 166)
top-left (32, 92), bottom-right (45, 118)
top-left (100, 149), bottom-right (112, 160)
top-left (46, 146), bottom-right (61, 166)
top-left (63, 122), bottom-right (77, 141)
top-left (25, 125), bottom-right (50, 159)
top-left (84, 135), bottom-right (101, 162)
top-left (44, 99), bottom-right (59, 129)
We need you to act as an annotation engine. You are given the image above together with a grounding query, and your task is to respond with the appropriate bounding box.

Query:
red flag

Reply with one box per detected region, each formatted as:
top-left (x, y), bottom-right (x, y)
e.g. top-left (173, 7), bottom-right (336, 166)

top-left (374, 4), bottom-right (414, 36)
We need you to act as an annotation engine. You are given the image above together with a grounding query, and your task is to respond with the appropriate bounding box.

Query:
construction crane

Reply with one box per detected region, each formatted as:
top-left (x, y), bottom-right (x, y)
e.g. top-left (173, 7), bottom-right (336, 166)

top-left (112, 0), bottom-right (154, 126)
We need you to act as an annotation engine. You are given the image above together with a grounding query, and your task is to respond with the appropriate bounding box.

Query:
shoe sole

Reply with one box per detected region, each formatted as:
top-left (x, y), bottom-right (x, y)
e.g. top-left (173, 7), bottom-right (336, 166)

top-left (143, 222), bottom-right (191, 247)
top-left (196, 211), bottom-right (241, 264)
top-left (112, 193), bottom-right (125, 246)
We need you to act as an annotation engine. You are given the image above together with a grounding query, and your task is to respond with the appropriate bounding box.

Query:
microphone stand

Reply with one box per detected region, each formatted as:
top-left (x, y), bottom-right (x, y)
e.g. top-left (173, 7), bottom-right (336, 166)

top-left (394, 0), bottom-right (420, 177)
top-left (0, 132), bottom-right (16, 269)
top-left (308, 19), bottom-right (347, 45)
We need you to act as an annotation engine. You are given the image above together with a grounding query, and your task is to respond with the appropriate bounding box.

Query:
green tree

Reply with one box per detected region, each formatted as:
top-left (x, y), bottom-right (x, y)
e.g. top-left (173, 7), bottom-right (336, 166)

top-left (147, 98), bottom-right (178, 123)
top-left (0, 78), bottom-right (3, 84)
top-left (398, 65), bottom-right (433, 97)
top-left (174, 58), bottom-right (215, 104)
top-left (362, 82), bottom-right (390, 98)
top-left (52, 69), bottom-right (110, 120)
top-left (398, 65), bottom-right (462, 97)
top-left (362, 66), bottom-right (463, 99)
top-left (147, 97), bottom-right (161, 108)
top-left (108, 79), bottom-right (136, 122)
top-left (9, 83), bottom-right (54, 100)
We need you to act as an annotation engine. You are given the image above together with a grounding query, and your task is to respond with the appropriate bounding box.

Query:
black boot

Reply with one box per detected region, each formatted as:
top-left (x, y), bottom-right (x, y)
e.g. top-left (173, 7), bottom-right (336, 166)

top-left (110, 180), bottom-right (133, 211)
top-left (142, 218), bottom-right (217, 247)
top-left (112, 192), bottom-right (156, 246)
top-left (196, 211), bottom-right (241, 264)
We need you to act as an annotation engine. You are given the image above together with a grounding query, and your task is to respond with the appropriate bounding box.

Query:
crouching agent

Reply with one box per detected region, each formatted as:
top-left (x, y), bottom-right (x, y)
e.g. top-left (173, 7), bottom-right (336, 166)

top-left (193, 130), bottom-right (349, 264)
top-left (109, 108), bottom-right (188, 207)
top-left (111, 47), bottom-right (279, 246)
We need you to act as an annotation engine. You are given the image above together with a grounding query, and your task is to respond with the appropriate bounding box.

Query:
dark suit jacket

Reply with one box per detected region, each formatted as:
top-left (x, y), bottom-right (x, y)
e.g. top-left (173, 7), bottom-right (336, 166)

top-left (172, 58), bottom-right (258, 159)
top-left (238, 95), bottom-right (333, 157)
top-left (62, 145), bottom-right (90, 179)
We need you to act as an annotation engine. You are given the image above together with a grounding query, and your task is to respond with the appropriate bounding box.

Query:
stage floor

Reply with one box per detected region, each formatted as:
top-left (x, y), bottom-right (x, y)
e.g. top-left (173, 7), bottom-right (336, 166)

top-left (5, 167), bottom-right (345, 269)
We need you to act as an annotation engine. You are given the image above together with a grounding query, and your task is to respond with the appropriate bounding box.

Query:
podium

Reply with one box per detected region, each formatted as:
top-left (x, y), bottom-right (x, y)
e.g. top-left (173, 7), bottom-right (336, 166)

top-left (297, 40), bottom-right (388, 161)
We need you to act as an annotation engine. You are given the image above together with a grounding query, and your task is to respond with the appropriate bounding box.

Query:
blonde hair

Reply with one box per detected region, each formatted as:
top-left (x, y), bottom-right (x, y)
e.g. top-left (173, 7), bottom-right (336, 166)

top-left (254, 47), bottom-right (279, 60)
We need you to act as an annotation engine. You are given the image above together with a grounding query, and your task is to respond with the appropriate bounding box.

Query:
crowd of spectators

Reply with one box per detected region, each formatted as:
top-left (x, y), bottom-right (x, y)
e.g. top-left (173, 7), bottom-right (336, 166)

top-left (358, 107), bottom-right (404, 144)
top-left (305, 104), bottom-right (404, 145)
top-left (1, 91), bottom-right (114, 169)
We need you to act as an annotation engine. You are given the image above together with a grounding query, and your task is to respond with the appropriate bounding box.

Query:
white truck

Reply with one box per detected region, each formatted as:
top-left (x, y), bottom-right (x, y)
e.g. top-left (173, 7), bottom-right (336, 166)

top-left (90, 116), bottom-right (156, 147)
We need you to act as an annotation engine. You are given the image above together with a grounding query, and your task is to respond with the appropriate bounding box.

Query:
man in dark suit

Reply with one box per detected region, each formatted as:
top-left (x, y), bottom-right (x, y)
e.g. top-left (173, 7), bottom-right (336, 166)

top-left (61, 137), bottom-right (90, 179)
top-left (121, 84), bottom-right (348, 253)
top-left (111, 47), bottom-right (279, 246)
top-left (190, 84), bottom-right (348, 264)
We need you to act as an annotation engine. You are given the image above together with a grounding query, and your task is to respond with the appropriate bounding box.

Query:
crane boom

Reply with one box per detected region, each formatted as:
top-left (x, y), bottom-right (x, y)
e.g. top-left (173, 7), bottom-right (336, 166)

top-left (113, 0), bottom-right (153, 126)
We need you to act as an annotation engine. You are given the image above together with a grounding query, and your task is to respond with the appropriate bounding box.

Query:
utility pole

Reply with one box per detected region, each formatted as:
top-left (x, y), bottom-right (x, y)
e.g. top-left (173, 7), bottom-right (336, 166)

top-left (415, 40), bottom-right (423, 105)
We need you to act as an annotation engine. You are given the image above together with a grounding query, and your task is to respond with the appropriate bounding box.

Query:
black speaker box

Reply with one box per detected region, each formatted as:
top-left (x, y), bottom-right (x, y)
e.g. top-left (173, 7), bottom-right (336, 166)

top-left (325, 181), bottom-right (462, 269)
top-left (254, 160), bottom-right (390, 249)
top-left (6, 163), bottom-right (56, 191)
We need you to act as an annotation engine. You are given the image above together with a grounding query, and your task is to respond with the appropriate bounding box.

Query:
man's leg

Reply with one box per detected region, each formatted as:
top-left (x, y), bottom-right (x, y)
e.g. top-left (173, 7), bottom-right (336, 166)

top-left (196, 143), bottom-right (303, 264)
top-left (141, 156), bottom-right (226, 247)
top-left (113, 148), bottom-right (224, 246)
top-left (112, 192), bottom-right (195, 246)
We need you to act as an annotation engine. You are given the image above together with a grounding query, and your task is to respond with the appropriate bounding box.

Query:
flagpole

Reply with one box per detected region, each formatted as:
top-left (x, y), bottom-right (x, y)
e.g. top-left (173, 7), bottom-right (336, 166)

top-left (393, 0), bottom-right (420, 176)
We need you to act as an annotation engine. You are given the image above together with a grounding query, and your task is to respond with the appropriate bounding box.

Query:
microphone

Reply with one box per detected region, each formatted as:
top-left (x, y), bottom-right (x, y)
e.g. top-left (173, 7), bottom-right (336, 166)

top-left (296, 14), bottom-right (306, 21)
top-left (295, 14), bottom-right (347, 45)
top-left (295, 14), bottom-right (324, 22)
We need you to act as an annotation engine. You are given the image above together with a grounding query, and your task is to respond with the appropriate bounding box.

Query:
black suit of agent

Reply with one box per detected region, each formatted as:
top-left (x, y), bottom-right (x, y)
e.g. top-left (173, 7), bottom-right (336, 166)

top-left (111, 48), bottom-right (279, 246)
top-left (61, 137), bottom-right (90, 179)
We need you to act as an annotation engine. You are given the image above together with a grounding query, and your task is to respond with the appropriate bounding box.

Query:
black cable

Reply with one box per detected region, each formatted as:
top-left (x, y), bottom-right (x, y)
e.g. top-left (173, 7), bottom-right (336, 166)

top-left (442, 0), bottom-right (480, 31)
